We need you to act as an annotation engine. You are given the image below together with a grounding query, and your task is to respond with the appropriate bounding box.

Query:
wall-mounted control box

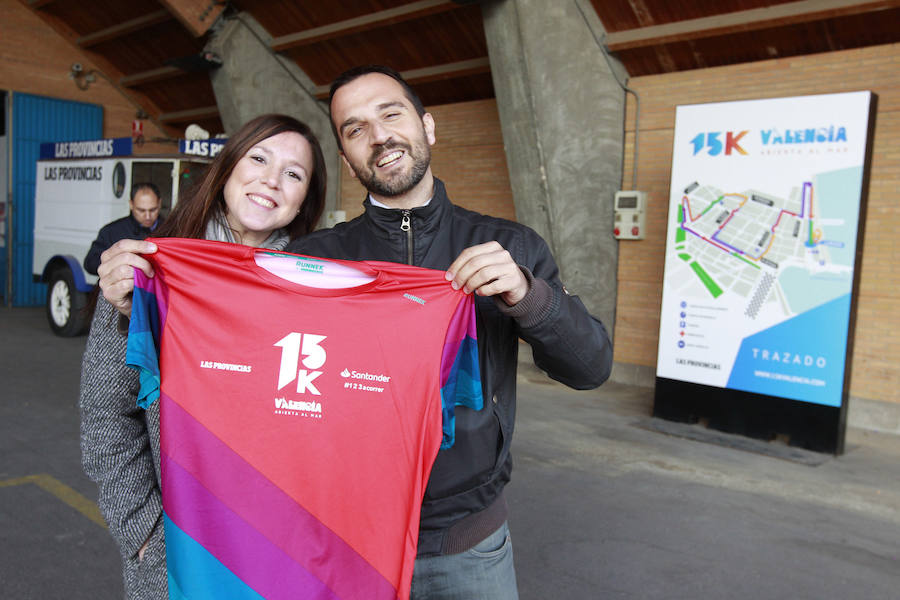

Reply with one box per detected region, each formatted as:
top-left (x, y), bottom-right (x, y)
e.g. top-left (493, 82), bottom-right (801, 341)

top-left (613, 190), bottom-right (646, 240)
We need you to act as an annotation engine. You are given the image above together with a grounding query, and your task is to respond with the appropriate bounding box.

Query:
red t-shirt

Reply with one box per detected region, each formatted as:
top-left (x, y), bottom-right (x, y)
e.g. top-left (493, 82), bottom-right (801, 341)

top-left (127, 238), bottom-right (482, 600)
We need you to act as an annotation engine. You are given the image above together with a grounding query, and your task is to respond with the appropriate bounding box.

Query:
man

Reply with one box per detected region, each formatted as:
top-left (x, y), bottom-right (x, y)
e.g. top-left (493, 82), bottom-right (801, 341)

top-left (287, 65), bottom-right (614, 599)
top-left (84, 183), bottom-right (162, 275)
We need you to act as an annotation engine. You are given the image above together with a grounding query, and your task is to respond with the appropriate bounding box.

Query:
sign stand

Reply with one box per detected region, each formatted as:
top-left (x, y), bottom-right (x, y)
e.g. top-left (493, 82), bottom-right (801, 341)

top-left (653, 92), bottom-right (877, 455)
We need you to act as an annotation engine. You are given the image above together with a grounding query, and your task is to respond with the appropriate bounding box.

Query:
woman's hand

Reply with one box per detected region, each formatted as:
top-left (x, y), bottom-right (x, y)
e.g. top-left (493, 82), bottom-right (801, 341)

top-left (97, 239), bottom-right (158, 318)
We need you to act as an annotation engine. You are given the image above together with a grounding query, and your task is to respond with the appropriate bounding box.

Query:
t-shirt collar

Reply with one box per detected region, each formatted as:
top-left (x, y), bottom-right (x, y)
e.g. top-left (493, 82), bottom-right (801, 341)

top-left (367, 194), bottom-right (432, 210)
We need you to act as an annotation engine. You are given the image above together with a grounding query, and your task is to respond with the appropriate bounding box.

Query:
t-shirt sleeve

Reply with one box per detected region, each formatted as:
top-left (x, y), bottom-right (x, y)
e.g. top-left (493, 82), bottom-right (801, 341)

top-left (438, 296), bottom-right (483, 449)
top-left (125, 270), bottom-right (165, 409)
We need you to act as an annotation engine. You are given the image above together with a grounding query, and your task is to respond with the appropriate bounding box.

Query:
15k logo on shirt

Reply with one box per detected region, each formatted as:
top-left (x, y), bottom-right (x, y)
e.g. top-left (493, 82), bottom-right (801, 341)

top-left (274, 332), bottom-right (327, 395)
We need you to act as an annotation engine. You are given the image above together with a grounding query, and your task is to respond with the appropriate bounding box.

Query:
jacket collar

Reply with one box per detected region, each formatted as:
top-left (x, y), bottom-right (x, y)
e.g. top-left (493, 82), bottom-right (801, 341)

top-left (128, 213), bottom-right (157, 233)
top-left (361, 177), bottom-right (451, 238)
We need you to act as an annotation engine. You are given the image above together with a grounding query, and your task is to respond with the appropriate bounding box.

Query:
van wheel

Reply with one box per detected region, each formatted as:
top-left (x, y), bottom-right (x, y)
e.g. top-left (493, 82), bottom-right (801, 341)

top-left (46, 268), bottom-right (89, 337)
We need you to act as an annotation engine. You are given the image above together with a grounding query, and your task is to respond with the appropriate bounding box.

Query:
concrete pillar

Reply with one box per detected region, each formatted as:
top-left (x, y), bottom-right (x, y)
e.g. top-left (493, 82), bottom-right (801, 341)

top-left (205, 14), bottom-right (340, 215)
top-left (482, 0), bottom-right (624, 332)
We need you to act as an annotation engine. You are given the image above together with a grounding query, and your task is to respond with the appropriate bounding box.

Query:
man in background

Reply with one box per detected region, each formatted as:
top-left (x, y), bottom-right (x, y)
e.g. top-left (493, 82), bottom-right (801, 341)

top-left (84, 182), bottom-right (161, 276)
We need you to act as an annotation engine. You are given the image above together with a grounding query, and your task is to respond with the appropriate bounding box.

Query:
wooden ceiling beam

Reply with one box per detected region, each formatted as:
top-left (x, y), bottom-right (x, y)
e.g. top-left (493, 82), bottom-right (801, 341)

top-left (77, 9), bottom-right (172, 48)
top-left (312, 57), bottom-right (491, 100)
top-left (401, 56), bottom-right (491, 84)
top-left (158, 0), bottom-right (227, 37)
top-left (119, 66), bottom-right (184, 87)
top-left (271, 0), bottom-right (458, 52)
top-left (158, 105), bottom-right (220, 123)
top-left (605, 0), bottom-right (900, 51)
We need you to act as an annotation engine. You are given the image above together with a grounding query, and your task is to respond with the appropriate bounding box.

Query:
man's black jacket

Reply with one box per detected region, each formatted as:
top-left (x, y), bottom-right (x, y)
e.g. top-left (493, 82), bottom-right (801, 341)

top-left (84, 214), bottom-right (156, 275)
top-left (287, 178), bottom-right (612, 555)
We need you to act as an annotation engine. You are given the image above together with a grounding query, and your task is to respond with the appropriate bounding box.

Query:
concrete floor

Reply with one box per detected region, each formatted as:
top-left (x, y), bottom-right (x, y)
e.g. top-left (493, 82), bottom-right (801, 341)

top-left (2, 306), bottom-right (899, 599)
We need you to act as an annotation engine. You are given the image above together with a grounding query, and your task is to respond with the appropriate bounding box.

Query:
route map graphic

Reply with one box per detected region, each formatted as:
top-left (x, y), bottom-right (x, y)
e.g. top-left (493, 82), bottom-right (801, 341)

top-left (656, 91), bottom-right (873, 408)
top-left (671, 178), bottom-right (852, 321)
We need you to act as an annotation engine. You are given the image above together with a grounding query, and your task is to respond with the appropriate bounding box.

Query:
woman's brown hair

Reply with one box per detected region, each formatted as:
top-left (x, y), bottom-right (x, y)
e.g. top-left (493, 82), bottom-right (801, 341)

top-left (155, 114), bottom-right (326, 241)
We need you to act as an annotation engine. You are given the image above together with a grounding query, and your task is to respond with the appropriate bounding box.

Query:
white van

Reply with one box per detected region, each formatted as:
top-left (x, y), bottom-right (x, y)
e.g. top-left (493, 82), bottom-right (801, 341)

top-left (33, 138), bottom-right (213, 336)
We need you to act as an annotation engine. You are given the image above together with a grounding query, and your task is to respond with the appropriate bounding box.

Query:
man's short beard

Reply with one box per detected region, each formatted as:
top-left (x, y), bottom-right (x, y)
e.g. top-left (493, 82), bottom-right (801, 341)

top-left (355, 136), bottom-right (431, 198)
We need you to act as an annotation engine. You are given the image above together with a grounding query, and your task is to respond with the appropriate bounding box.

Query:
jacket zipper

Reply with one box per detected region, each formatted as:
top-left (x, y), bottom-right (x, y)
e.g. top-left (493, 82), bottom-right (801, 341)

top-left (400, 210), bottom-right (413, 265)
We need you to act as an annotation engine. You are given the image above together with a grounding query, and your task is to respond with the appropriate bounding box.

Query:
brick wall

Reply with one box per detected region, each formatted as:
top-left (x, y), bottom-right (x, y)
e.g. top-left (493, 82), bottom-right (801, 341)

top-left (0, 0), bottom-right (170, 152)
top-left (337, 99), bottom-right (515, 221)
top-left (619, 43), bottom-right (900, 405)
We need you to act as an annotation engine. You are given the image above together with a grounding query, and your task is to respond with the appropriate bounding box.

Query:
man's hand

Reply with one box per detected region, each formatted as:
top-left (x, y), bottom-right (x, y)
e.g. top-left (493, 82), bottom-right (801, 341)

top-left (97, 239), bottom-right (158, 318)
top-left (445, 241), bottom-right (528, 306)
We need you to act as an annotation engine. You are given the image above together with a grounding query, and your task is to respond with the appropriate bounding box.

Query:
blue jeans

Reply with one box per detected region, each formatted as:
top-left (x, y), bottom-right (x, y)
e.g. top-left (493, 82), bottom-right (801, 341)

top-left (410, 522), bottom-right (519, 600)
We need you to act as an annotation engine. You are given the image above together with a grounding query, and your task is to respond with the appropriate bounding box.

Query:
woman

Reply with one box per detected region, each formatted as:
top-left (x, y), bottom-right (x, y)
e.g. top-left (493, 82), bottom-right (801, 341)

top-left (79, 114), bottom-right (326, 599)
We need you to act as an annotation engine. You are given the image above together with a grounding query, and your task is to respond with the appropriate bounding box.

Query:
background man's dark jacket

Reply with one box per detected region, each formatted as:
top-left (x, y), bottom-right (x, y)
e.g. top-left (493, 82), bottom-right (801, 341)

top-left (84, 215), bottom-right (157, 275)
